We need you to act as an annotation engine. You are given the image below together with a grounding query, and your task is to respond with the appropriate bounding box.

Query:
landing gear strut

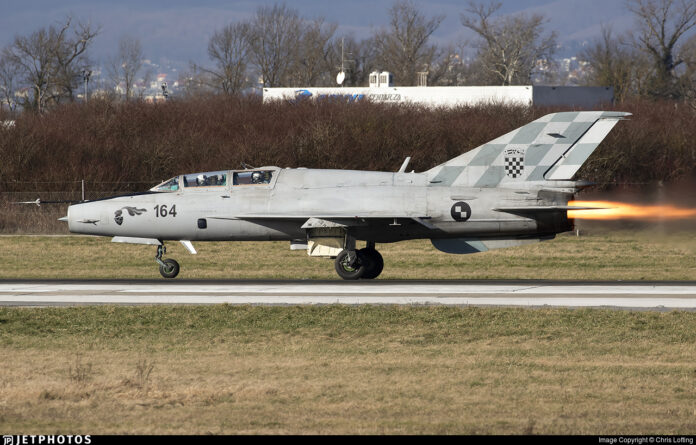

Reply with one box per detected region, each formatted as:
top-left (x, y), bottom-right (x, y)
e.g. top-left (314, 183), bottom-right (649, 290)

top-left (155, 244), bottom-right (180, 279)
top-left (334, 243), bottom-right (384, 280)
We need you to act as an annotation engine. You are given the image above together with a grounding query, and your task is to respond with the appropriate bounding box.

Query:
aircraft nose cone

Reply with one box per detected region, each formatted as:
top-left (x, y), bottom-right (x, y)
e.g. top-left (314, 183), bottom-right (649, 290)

top-left (66, 203), bottom-right (99, 233)
top-left (66, 204), bottom-right (75, 231)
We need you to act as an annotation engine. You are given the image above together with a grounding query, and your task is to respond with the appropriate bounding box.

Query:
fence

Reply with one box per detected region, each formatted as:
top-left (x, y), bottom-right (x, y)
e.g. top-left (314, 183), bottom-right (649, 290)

top-left (0, 181), bottom-right (156, 234)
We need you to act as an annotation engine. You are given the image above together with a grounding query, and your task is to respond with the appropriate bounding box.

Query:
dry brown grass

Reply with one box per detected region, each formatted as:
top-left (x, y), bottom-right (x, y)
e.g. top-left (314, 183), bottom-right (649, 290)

top-left (2, 308), bottom-right (696, 434)
top-left (0, 227), bottom-right (695, 280)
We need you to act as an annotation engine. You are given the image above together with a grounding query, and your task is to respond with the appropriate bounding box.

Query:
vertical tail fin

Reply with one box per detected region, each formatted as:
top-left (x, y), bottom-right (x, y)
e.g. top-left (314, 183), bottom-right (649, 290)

top-left (426, 111), bottom-right (630, 187)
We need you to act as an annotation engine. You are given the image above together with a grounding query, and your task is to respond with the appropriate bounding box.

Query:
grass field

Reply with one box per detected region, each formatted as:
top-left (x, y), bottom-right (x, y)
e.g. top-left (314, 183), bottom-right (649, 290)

top-left (0, 228), bottom-right (695, 280)
top-left (1, 305), bottom-right (696, 434)
top-left (2, 230), bottom-right (696, 434)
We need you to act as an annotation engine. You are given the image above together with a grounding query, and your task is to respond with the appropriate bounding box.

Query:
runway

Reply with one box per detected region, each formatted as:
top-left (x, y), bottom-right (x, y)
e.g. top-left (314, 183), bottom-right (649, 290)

top-left (3, 279), bottom-right (696, 309)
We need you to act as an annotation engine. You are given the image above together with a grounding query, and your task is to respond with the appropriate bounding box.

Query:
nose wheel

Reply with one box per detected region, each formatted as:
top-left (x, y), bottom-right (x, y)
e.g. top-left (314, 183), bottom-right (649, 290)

top-left (155, 244), bottom-right (180, 279)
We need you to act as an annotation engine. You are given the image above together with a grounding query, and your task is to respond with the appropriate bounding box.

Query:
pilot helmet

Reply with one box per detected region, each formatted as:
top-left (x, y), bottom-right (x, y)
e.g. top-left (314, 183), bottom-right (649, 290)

top-left (197, 174), bottom-right (207, 185)
top-left (251, 171), bottom-right (263, 183)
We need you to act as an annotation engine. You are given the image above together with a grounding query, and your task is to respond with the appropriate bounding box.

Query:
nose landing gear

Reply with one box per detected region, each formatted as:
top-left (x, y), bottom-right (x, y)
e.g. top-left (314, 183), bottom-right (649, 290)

top-left (155, 244), bottom-right (180, 279)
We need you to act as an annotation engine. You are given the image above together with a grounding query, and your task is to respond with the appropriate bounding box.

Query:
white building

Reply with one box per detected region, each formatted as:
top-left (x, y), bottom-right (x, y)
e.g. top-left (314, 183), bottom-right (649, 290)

top-left (263, 71), bottom-right (614, 109)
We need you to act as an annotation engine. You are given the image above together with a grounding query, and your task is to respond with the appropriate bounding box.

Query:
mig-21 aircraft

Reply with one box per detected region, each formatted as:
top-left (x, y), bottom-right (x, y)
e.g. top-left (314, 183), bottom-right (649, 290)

top-left (61, 111), bottom-right (629, 279)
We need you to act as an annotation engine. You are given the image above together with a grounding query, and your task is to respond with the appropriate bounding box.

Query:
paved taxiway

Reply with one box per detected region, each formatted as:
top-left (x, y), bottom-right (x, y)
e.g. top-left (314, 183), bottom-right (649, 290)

top-left (3, 280), bottom-right (696, 310)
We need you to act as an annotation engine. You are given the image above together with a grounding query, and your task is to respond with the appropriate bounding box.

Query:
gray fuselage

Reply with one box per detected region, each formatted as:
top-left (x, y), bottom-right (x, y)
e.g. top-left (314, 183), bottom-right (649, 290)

top-left (67, 167), bottom-right (574, 243)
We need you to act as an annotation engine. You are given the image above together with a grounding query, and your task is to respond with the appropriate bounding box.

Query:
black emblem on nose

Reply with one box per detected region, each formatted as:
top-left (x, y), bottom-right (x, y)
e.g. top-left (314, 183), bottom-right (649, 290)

top-left (450, 201), bottom-right (471, 222)
top-left (114, 206), bottom-right (146, 225)
top-left (123, 206), bottom-right (147, 216)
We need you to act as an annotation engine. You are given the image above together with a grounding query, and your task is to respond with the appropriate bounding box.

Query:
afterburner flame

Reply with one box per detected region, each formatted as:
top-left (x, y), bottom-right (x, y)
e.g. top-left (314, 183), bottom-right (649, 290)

top-left (568, 200), bottom-right (696, 220)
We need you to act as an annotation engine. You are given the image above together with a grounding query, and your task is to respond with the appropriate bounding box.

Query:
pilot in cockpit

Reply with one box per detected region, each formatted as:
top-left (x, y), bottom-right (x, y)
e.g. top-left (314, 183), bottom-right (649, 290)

top-left (197, 174), bottom-right (207, 186)
top-left (250, 171), bottom-right (272, 184)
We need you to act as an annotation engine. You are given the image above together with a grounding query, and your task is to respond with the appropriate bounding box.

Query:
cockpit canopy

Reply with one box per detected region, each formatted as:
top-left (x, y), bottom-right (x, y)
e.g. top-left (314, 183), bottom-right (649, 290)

top-left (184, 171), bottom-right (227, 187)
top-left (234, 170), bottom-right (273, 185)
top-left (150, 169), bottom-right (275, 192)
top-left (151, 177), bottom-right (180, 192)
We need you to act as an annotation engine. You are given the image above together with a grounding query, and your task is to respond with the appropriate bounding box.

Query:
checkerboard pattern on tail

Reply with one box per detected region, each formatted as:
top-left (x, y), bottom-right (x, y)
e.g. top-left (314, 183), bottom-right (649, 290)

top-left (504, 156), bottom-right (524, 178)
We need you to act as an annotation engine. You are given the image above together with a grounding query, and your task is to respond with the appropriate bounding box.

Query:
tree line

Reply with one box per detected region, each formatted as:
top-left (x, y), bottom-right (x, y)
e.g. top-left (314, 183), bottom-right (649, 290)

top-left (1, 0), bottom-right (696, 112)
top-left (1, 96), bottom-right (694, 190)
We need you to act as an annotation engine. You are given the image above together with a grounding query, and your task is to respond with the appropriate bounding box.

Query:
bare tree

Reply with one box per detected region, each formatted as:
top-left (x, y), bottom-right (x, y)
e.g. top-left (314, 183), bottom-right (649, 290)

top-left (428, 43), bottom-right (471, 86)
top-left (372, 0), bottom-right (444, 86)
top-left (581, 26), bottom-right (647, 102)
top-left (2, 17), bottom-right (98, 111)
top-left (51, 19), bottom-right (99, 101)
top-left (108, 36), bottom-right (145, 100)
top-left (294, 18), bottom-right (337, 86)
top-left (0, 55), bottom-right (20, 112)
top-left (202, 22), bottom-right (252, 94)
top-left (627, 0), bottom-right (696, 99)
top-left (178, 64), bottom-right (215, 98)
top-left (3, 26), bottom-right (55, 112)
top-left (248, 4), bottom-right (304, 87)
top-left (680, 33), bottom-right (696, 108)
top-left (461, 1), bottom-right (557, 86)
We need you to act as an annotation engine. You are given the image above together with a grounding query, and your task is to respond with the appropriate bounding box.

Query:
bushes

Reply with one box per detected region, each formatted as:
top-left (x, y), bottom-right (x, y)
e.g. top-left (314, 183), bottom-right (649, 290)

top-left (1, 95), bottom-right (695, 193)
top-left (3, 95), bottom-right (696, 233)
top-left (578, 99), bottom-right (696, 187)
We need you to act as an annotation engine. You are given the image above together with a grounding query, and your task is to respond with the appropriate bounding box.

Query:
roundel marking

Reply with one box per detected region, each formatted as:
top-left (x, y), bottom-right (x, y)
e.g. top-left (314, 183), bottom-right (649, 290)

top-left (450, 201), bottom-right (472, 222)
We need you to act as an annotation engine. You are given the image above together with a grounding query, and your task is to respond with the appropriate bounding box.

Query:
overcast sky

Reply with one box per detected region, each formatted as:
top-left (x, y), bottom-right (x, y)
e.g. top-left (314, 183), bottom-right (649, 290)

top-left (0, 0), bottom-right (636, 68)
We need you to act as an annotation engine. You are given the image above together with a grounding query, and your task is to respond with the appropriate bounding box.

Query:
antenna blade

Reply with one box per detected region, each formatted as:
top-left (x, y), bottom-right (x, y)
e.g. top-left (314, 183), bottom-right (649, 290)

top-left (398, 157), bottom-right (411, 173)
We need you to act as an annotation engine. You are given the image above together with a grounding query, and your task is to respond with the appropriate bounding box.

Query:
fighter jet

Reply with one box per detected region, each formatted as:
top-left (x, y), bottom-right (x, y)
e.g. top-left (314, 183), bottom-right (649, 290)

top-left (62, 111), bottom-right (629, 279)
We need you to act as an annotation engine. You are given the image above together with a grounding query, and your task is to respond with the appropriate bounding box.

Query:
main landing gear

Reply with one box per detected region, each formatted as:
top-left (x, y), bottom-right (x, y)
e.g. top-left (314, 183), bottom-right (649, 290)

top-left (155, 244), bottom-right (180, 279)
top-left (152, 239), bottom-right (383, 280)
top-left (334, 245), bottom-right (384, 280)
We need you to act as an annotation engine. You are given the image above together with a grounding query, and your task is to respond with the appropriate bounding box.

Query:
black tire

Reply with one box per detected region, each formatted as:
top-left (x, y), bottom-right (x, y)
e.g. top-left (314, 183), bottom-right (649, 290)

top-left (159, 258), bottom-right (180, 279)
top-left (360, 248), bottom-right (384, 279)
top-left (334, 250), bottom-right (366, 280)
